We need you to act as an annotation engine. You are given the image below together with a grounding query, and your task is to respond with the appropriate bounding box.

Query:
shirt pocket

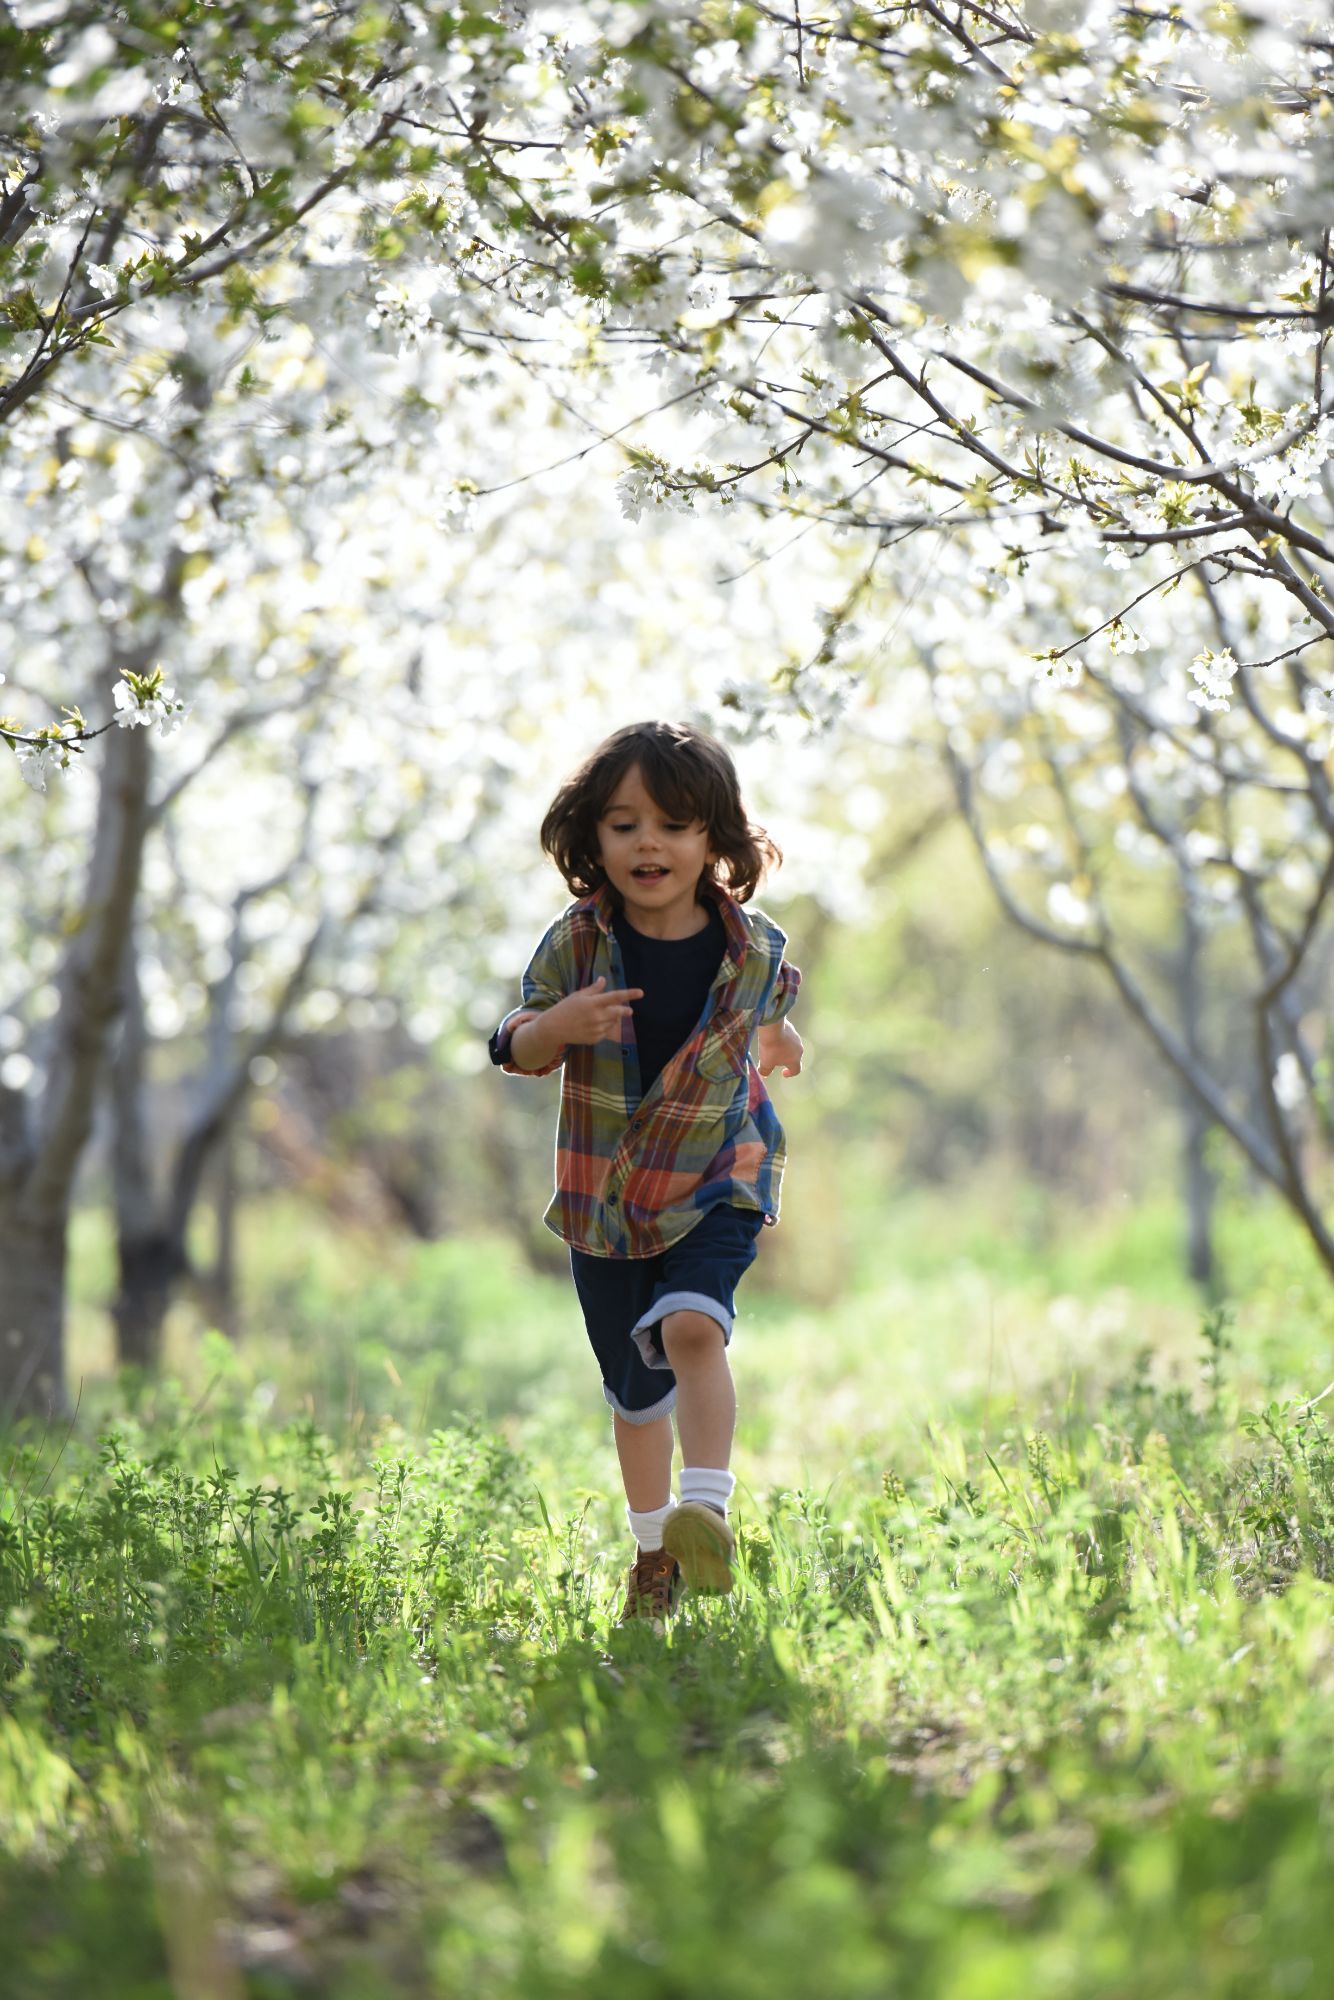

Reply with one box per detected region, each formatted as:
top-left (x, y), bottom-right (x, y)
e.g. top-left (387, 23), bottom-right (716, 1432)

top-left (694, 1006), bottom-right (751, 1086)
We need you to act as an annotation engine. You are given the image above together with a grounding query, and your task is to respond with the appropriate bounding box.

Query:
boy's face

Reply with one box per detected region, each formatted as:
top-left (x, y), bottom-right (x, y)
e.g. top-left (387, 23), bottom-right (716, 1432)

top-left (595, 763), bottom-right (717, 923)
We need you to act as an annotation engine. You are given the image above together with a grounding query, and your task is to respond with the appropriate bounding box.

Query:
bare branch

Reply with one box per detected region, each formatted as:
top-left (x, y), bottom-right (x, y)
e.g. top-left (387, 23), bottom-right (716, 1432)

top-left (1102, 279), bottom-right (1334, 325)
top-left (933, 659), bottom-right (1288, 1183)
top-left (148, 675), bottom-right (334, 823)
top-left (1200, 573), bottom-right (1334, 834)
top-left (1256, 838), bottom-right (1334, 1011)
top-left (167, 910), bottom-right (329, 1248)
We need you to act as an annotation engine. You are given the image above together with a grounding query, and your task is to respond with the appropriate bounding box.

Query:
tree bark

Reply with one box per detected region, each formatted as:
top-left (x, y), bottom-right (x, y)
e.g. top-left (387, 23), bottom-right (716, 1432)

top-left (112, 1228), bottom-right (184, 1372)
top-left (1181, 1090), bottom-right (1217, 1298)
top-left (108, 919), bottom-right (189, 1369)
top-left (0, 721), bottom-right (152, 1420)
top-left (0, 1200), bottom-right (68, 1423)
top-left (205, 1123), bottom-right (240, 1339)
top-left (27, 725), bottom-right (152, 1218)
top-left (1176, 901), bottom-right (1218, 1299)
top-left (105, 902), bottom-right (326, 1368)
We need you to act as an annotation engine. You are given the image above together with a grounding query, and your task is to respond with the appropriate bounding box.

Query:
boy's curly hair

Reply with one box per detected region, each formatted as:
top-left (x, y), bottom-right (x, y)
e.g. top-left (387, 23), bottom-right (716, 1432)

top-left (540, 720), bottom-right (782, 905)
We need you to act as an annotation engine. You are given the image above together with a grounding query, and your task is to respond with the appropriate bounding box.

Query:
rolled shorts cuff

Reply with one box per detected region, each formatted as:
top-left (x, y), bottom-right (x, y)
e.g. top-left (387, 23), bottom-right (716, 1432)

top-left (631, 1288), bottom-right (734, 1372)
top-left (603, 1380), bottom-right (678, 1424)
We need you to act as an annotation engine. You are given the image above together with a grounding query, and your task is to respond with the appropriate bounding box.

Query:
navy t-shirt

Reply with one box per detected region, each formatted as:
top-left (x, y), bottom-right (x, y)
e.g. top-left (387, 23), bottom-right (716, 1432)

top-left (613, 898), bottom-right (727, 1108)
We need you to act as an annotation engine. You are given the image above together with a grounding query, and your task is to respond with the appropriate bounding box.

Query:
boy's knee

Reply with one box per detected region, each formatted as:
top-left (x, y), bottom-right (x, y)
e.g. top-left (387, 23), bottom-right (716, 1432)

top-left (660, 1308), bottom-right (725, 1361)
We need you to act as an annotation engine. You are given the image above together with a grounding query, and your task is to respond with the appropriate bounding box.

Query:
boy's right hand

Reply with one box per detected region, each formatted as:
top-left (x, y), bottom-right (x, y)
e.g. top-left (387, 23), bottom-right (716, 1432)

top-left (552, 975), bottom-right (644, 1046)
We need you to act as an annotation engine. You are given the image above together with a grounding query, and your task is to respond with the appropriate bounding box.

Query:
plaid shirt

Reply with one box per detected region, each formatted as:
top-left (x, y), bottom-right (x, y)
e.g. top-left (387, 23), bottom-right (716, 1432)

top-left (490, 879), bottom-right (801, 1258)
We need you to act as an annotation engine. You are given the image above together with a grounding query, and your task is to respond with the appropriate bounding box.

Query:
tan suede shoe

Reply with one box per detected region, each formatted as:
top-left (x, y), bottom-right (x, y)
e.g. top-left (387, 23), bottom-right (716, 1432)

top-left (662, 1501), bottom-right (736, 1595)
top-left (618, 1546), bottom-right (682, 1626)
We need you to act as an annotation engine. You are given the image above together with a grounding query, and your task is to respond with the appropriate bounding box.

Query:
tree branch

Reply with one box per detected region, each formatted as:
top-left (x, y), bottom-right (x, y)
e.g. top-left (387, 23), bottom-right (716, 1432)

top-left (167, 910), bottom-right (329, 1248)
top-left (933, 659), bottom-right (1288, 1184)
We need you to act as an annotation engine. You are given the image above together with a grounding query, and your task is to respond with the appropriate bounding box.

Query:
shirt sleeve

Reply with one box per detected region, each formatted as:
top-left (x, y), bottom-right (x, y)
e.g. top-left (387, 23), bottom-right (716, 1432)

top-left (488, 915), bottom-right (575, 1077)
top-left (758, 956), bottom-right (801, 1029)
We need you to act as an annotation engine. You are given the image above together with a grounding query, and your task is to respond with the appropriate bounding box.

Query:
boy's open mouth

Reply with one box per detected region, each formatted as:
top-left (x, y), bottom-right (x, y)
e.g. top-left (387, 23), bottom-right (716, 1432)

top-left (632, 866), bottom-right (669, 880)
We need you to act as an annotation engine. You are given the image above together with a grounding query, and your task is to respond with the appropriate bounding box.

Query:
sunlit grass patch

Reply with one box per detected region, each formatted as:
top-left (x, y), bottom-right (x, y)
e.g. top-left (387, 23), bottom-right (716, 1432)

top-left (5, 1310), bottom-right (1334, 1994)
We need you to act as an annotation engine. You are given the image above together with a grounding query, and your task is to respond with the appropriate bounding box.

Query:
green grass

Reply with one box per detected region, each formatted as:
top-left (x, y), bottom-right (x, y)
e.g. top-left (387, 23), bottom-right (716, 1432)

top-left (7, 1200), bottom-right (1334, 1997)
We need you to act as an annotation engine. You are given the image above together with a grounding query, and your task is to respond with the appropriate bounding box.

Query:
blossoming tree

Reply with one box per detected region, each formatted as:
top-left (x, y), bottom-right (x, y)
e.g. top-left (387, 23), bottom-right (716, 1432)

top-left (9, 0), bottom-right (1334, 1419)
top-left (0, 0), bottom-right (596, 1413)
top-left (407, 0), bottom-right (1334, 1276)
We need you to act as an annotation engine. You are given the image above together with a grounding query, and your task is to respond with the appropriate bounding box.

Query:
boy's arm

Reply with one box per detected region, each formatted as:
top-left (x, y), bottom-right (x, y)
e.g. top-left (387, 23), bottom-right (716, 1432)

top-left (506, 1008), bottom-right (570, 1073)
top-left (755, 954), bottom-right (803, 1077)
top-left (758, 955), bottom-right (801, 1028)
top-left (490, 1001), bottom-right (569, 1076)
top-left (755, 1016), bottom-right (803, 1077)
top-left (496, 987), bottom-right (643, 1071)
top-left (489, 919), bottom-right (573, 1077)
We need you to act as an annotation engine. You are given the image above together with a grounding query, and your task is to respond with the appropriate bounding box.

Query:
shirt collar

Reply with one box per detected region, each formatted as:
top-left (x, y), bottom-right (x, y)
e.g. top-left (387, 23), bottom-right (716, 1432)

top-left (583, 875), bottom-right (748, 976)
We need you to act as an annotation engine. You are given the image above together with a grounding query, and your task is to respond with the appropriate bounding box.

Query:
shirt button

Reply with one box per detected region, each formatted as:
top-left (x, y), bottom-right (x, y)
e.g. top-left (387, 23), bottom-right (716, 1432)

top-left (607, 1191), bottom-right (619, 1206)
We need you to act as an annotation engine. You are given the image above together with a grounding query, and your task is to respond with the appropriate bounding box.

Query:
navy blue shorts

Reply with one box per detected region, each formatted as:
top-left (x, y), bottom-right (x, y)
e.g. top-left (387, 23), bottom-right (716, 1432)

top-left (569, 1202), bottom-right (766, 1426)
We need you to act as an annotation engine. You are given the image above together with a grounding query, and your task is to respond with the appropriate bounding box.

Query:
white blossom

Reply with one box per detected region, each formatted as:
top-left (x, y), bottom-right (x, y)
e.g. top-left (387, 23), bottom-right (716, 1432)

top-left (1035, 655), bottom-right (1083, 687)
top-left (13, 742), bottom-right (64, 792)
top-left (678, 271), bottom-right (732, 329)
top-left (49, 26), bottom-right (116, 89)
top-left (113, 674), bottom-right (189, 736)
top-left (1187, 646), bottom-right (1239, 712)
top-left (1249, 417), bottom-right (1334, 502)
top-left (1272, 1052), bottom-right (1305, 1112)
top-left (435, 487), bottom-right (477, 534)
top-left (1047, 882), bottom-right (1093, 928)
top-left (365, 282), bottom-right (433, 354)
top-left (616, 467), bottom-right (652, 522)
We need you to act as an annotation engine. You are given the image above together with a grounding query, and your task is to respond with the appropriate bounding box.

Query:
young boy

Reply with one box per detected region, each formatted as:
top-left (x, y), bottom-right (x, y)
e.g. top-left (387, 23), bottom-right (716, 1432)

top-left (489, 721), bottom-right (803, 1624)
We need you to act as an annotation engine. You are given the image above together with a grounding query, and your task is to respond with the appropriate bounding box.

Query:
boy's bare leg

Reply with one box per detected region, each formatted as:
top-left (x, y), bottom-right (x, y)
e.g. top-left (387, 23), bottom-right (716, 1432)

top-left (660, 1311), bottom-right (736, 1469)
top-left (656, 1313), bottom-right (737, 1593)
top-left (613, 1409), bottom-right (675, 1510)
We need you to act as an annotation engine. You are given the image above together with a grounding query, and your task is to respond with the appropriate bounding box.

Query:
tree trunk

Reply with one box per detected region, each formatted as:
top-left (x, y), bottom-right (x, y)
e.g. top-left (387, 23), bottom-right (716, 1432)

top-left (112, 1228), bottom-right (185, 1372)
top-left (1177, 900), bottom-right (1218, 1299)
top-left (0, 1200), bottom-right (68, 1422)
top-left (191, 1126), bottom-right (240, 1339)
top-left (106, 900), bottom-right (326, 1365)
top-left (1181, 1090), bottom-right (1217, 1298)
top-left (0, 720), bottom-right (153, 1419)
top-left (210, 1122), bottom-right (240, 1338)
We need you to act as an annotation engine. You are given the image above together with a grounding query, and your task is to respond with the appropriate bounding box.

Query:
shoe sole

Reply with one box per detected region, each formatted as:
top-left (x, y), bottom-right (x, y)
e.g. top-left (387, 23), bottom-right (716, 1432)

top-left (662, 1508), bottom-right (735, 1595)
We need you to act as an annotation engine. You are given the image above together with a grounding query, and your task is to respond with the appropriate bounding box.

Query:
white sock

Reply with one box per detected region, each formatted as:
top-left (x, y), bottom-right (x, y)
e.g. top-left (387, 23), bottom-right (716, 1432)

top-left (626, 1496), bottom-right (676, 1552)
top-left (678, 1466), bottom-right (736, 1519)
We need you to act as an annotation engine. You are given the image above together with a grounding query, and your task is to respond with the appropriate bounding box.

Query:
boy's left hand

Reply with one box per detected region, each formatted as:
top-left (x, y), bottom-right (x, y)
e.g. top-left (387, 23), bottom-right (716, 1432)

top-left (755, 1020), bottom-right (803, 1078)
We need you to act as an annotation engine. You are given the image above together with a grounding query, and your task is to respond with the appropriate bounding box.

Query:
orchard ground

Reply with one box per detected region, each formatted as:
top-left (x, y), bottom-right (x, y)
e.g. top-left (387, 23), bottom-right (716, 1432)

top-left (2, 1183), bottom-right (1333, 1999)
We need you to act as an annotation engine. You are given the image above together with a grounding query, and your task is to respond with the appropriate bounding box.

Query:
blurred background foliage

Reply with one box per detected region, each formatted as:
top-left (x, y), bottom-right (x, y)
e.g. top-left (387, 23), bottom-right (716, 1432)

top-left (59, 756), bottom-right (1323, 1416)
